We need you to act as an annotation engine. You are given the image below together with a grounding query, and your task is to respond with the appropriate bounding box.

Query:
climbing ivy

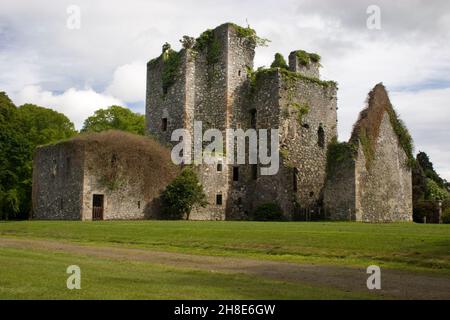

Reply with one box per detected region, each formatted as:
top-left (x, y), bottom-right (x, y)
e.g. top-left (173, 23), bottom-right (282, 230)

top-left (386, 106), bottom-right (415, 168)
top-left (326, 138), bottom-right (357, 177)
top-left (194, 29), bottom-right (221, 65)
top-left (161, 49), bottom-right (182, 94)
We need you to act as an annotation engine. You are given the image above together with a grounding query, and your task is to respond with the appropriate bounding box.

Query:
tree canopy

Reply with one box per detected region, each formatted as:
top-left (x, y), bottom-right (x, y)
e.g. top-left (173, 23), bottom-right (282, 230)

top-left (81, 105), bottom-right (145, 135)
top-left (0, 93), bottom-right (76, 219)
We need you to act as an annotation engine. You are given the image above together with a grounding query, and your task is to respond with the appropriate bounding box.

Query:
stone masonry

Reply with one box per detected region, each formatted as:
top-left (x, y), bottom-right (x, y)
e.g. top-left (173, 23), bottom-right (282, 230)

top-left (146, 23), bottom-right (412, 222)
top-left (32, 22), bottom-right (413, 222)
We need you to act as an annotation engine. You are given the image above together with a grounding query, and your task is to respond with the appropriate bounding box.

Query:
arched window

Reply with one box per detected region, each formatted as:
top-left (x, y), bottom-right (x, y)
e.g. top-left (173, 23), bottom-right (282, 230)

top-left (318, 125), bottom-right (325, 148)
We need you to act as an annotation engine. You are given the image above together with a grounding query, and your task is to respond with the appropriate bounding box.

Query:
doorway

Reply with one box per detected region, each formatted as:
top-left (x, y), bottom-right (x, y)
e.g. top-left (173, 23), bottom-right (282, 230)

top-left (92, 194), bottom-right (104, 220)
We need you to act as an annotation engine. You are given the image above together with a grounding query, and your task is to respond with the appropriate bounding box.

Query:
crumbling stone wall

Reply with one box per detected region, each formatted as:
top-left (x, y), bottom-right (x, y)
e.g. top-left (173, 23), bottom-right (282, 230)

top-left (32, 131), bottom-right (178, 221)
top-left (146, 23), bottom-right (256, 220)
top-left (354, 113), bottom-right (412, 222)
top-left (32, 143), bottom-right (84, 220)
top-left (323, 84), bottom-right (413, 222)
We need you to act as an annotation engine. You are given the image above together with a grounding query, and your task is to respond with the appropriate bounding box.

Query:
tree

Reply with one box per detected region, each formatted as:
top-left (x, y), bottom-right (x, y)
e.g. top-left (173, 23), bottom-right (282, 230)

top-left (417, 151), bottom-right (445, 187)
top-left (0, 93), bottom-right (77, 219)
top-left (270, 53), bottom-right (289, 70)
top-left (81, 105), bottom-right (145, 135)
top-left (160, 168), bottom-right (207, 220)
top-left (17, 104), bottom-right (77, 146)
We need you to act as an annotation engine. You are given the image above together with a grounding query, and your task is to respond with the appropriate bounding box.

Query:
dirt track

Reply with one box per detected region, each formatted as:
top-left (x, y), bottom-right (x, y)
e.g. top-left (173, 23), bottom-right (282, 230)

top-left (1, 237), bottom-right (449, 299)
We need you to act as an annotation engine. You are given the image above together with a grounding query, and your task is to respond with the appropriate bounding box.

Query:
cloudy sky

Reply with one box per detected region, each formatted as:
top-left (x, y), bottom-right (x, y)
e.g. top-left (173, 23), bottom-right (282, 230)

top-left (1, 0), bottom-right (449, 179)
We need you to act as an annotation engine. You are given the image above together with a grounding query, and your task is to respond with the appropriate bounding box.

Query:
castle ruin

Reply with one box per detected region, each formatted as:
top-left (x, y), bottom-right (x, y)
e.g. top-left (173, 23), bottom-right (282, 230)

top-left (146, 22), bottom-right (412, 221)
top-left (32, 22), bottom-right (413, 222)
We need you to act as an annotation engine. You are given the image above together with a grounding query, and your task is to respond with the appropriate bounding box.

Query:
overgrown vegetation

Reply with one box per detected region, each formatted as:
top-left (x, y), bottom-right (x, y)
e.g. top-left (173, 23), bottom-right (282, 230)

top-left (270, 53), bottom-right (289, 70)
top-left (291, 103), bottom-right (309, 124)
top-left (194, 29), bottom-right (221, 65)
top-left (71, 130), bottom-right (179, 200)
top-left (351, 84), bottom-right (414, 170)
top-left (160, 168), bottom-right (207, 220)
top-left (411, 151), bottom-right (449, 223)
top-left (385, 107), bottom-right (415, 168)
top-left (229, 23), bottom-right (270, 47)
top-left (252, 203), bottom-right (285, 221)
top-left (294, 50), bottom-right (321, 66)
top-left (161, 48), bottom-right (182, 94)
top-left (326, 137), bottom-right (357, 177)
top-left (247, 67), bottom-right (337, 96)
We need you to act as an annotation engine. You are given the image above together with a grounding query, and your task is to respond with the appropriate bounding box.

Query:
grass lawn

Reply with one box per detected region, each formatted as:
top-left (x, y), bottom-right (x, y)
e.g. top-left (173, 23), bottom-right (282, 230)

top-left (1, 220), bottom-right (449, 275)
top-left (0, 247), bottom-right (377, 299)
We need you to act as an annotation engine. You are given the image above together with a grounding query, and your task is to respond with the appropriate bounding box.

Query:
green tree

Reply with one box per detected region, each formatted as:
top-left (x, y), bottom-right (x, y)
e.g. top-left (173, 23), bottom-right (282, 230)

top-left (417, 151), bottom-right (445, 187)
top-left (0, 93), bottom-right (77, 219)
top-left (81, 105), bottom-right (145, 135)
top-left (17, 104), bottom-right (77, 146)
top-left (160, 168), bottom-right (207, 220)
top-left (270, 53), bottom-right (289, 70)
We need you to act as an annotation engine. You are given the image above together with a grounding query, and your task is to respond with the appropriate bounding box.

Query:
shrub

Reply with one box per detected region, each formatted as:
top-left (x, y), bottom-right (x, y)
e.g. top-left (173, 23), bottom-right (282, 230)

top-left (442, 208), bottom-right (450, 224)
top-left (252, 203), bottom-right (284, 221)
top-left (160, 168), bottom-right (207, 220)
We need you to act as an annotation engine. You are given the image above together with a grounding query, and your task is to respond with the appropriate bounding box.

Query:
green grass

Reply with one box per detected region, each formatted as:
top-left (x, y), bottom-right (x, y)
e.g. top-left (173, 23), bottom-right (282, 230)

top-left (0, 247), bottom-right (375, 299)
top-left (1, 221), bottom-right (449, 275)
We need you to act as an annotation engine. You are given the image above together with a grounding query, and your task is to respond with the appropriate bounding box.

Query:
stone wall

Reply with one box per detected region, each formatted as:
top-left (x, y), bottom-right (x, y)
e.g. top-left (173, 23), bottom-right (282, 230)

top-left (32, 143), bottom-right (85, 220)
top-left (277, 72), bottom-right (338, 212)
top-left (355, 113), bottom-right (413, 222)
top-left (145, 23), bottom-right (256, 220)
top-left (323, 154), bottom-right (356, 221)
top-left (288, 51), bottom-right (321, 79)
top-left (32, 131), bottom-right (179, 221)
top-left (324, 84), bottom-right (413, 222)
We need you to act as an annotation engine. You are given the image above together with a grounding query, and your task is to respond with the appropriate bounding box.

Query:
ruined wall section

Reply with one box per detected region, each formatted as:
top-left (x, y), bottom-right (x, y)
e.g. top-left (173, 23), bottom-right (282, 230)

top-left (146, 49), bottom-right (191, 145)
top-left (355, 112), bottom-right (413, 222)
top-left (323, 155), bottom-right (356, 220)
top-left (32, 143), bottom-right (84, 220)
top-left (278, 74), bottom-right (338, 210)
top-left (248, 70), bottom-right (297, 216)
top-left (224, 24), bottom-right (256, 219)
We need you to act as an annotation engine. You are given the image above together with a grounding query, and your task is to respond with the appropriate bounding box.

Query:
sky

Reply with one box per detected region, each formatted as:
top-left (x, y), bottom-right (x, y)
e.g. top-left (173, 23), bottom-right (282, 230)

top-left (1, 0), bottom-right (449, 179)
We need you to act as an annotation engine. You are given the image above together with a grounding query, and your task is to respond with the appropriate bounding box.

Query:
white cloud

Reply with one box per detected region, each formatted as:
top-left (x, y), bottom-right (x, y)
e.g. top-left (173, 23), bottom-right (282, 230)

top-left (1, 0), bottom-right (449, 179)
top-left (13, 85), bottom-right (123, 130)
top-left (391, 87), bottom-right (450, 180)
top-left (105, 61), bottom-right (146, 103)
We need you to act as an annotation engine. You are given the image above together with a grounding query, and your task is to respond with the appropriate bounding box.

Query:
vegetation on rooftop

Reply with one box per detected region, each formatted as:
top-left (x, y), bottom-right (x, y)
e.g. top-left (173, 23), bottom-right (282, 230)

top-left (295, 50), bottom-right (321, 66)
top-left (352, 85), bottom-right (414, 170)
top-left (270, 53), bottom-right (289, 70)
top-left (229, 23), bottom-right (270, 47)
top-left (161, 48), bottom-right (182, 94)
